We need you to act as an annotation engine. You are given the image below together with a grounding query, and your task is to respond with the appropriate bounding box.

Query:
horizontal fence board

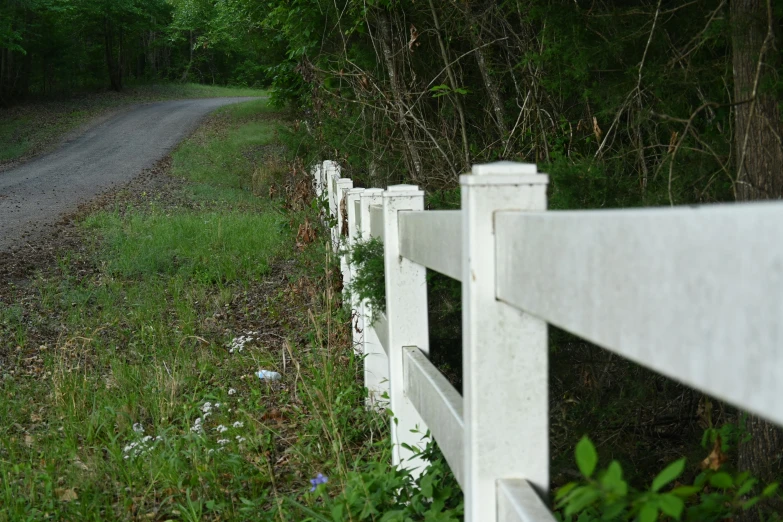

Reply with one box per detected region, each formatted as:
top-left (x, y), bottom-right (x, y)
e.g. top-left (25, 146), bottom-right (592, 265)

top-left (370, 205), bottom-right (384, 240)
top-left (399, 211), bottom-right (462, 280)
top-left (497, 479), bottom-right (557, 522)
top-left (403, 347), bottom-right (465, 486)
top-left (374, 312), bottom-right (389, 356)
top-left (495, 202), bottom-right (783, 426)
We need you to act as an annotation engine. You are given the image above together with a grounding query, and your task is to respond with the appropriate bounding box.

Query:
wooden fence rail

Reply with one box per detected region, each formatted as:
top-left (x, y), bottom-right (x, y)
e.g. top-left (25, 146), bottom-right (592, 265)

top-left (311, 160), bottom-right (783, 522)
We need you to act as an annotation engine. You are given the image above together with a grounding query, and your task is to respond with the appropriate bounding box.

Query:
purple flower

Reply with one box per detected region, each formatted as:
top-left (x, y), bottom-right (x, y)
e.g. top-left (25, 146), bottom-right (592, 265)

top-left (309, 473), bottom-right (328, 492)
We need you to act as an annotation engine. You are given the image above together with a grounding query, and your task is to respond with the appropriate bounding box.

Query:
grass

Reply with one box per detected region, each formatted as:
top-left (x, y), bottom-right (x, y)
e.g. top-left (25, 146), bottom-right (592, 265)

top-left (0, 83), bottom-right (267, 168)
top-left (0, 99), bottom-right (390, 520)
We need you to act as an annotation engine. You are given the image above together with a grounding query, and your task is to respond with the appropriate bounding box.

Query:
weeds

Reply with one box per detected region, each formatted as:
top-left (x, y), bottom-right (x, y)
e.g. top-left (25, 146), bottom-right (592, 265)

top-left (0, 98), bottom-right (389, 520)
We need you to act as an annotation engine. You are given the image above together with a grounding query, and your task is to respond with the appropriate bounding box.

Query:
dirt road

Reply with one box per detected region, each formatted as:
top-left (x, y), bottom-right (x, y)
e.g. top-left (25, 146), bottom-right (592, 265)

top-left (0, 97), bottom-right (253, 252)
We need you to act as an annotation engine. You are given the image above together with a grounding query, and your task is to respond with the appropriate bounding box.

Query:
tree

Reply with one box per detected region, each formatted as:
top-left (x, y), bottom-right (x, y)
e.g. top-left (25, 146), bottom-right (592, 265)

top-left (732, 0), bottom-right (783, 518)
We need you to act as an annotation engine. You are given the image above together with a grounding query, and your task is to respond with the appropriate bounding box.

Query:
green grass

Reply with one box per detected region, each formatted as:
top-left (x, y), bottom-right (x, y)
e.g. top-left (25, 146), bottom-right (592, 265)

top-left (85, 211), bottom-right (283, 283)
top-left (0, 98), bottom-right (388, 520)
top-left (0, 83), bottom-right (267, 167)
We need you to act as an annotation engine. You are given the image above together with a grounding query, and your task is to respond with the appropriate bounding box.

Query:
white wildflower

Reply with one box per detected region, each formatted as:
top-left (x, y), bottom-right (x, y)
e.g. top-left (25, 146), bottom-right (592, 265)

top-left (232, 421), bottom-right (243, 428)
top-left (216, 425), bottom-right (228, 433)
top-left (191, 417), bottom-right (204, 434)
top-left (235, 436), bottom-right (246, 443)
top-left (228, 388), bottom-right (236, 396)
top-left (217, 439), bottom-right (230, 445)
top-left (132, 423), bottom-right (144, 434)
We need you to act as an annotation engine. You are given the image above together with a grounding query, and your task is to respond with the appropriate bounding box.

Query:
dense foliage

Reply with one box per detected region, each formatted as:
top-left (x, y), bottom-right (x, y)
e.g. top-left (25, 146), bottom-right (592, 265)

top-left (0, 0), bottom-right (278, 102)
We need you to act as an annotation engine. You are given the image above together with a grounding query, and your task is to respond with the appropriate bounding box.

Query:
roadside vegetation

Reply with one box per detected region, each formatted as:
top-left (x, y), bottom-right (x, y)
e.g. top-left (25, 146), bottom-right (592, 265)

top-left (0, 99), bottom-right (395, 520)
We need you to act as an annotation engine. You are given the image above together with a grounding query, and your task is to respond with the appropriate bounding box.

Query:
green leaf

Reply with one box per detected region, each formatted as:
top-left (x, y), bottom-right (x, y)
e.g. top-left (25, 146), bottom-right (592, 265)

top-left (652, 458), bottom-right (686, 492)
top-left (638, 502), bottom-right (658, 522)
top-left (671, 486), bottom-right (700, 498)
top-left (555, 482), bottom-right (578, 502)
top-left (736, 478), bottom-right (757, 497)
top-left (564, 486), bottom-right (601, 516)
top-left (601, 461), bottom-right (628, 496)
top-left (709, 472), bottom-right (733, 489)
top-left (742, 497), bottom-right (761, 510)
top-left (575, 436), bottom-right (598, 478)
top-left (658, 494), bottom-right (685, 519)
top-left (762, 482), bottom-right (779, 497)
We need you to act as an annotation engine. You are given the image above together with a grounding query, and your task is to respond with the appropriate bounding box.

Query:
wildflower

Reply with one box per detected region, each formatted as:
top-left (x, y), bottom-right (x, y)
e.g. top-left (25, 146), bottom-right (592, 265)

top-left (191, 417), bottom-right (204, 433)
top-left (235, 436), bottom-right (246, 443)
top-left (217, 439), bottom-right (230, 445)
top-left (232, 421), bottom-right (243, 428)
top-left (309, 473), bottom-right (328, 492)
top-left (132, 423), bottom-right (144, 434)
top-left (228, 388), bottom-right (236, 396)
top-left (201, 402), bottom-right (213, 413)
top-left (216, 425), bottom-right (228, 433)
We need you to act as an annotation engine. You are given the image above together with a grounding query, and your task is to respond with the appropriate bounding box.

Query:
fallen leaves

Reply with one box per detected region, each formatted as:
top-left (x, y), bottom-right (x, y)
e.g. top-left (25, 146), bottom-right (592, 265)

top-left (56, 488), bottom-right (78, 502)
top-left (701, 435), bottom-right (728, 471)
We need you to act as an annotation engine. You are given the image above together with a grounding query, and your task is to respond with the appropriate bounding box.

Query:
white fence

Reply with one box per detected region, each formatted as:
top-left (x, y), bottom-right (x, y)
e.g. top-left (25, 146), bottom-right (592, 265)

top-left (312, 160), bottom-right (783, 521)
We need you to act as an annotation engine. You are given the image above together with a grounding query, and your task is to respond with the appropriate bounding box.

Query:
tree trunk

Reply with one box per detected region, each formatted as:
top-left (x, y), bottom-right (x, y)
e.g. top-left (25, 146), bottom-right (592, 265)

top-left (427, 0), bottom-right (470, 170)
top-left (376, 12), bottom-right (424, 183)
top-left (732, 0), bottom-right (783, 518)
top-left (104, 16), bottom-right (122, 92)
top-left (732, 0), bottom-right (783, 200)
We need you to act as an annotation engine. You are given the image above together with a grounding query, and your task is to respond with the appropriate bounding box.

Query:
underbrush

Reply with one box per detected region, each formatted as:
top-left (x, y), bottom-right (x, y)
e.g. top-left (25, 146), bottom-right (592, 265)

top-left (0, 98), bottom-right (406, 520)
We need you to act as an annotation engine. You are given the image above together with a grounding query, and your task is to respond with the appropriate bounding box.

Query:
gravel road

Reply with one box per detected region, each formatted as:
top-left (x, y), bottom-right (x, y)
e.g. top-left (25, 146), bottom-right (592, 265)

top-left (0, 97), bottom-right (254, 252)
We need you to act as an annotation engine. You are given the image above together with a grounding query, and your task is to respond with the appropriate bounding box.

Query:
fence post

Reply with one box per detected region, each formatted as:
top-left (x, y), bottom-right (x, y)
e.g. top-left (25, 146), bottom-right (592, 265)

top-left (335, 178), bottom-right (353, 253)
top-left (345, 188), bottom-right (365, 353)
top-left (324, 160), bottom-right (341, 251)
top-left (383, 185), bottom-right (430, 472)
top-left (312, 163), bottom-right (325, 199)
top-left (358, 189), bottom-right (388, 406)
top-left (461, 162), bottom-right (550, 521)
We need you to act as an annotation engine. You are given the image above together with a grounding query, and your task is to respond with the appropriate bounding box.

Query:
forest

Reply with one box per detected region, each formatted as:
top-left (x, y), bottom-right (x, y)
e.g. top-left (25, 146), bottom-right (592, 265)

top-left (2, 0), bottom-right (783, 520)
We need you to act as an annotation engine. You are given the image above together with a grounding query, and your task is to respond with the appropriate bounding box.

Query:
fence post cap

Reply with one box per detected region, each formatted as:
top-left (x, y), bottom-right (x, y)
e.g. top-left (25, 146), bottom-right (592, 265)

top-left (384, 184), bottom-right (423, 198)
top-left (471, 161), bottom-right (537, 176)
top-left (337, 178), bottom-right (354, 187)
top-left (387, 184), bottom-right (420, 191)
top-left (461, 161), bottom-right (549, 187)
top-left (361, 188), bottom-right (385, 195)
top-left (347, 187), bottom-right (365, 195)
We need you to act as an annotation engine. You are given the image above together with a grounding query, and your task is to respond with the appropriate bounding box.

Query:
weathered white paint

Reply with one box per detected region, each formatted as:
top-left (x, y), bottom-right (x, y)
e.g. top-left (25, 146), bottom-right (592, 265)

top-left (403, 346), bottom-right (465, 487)
top-left (399, 210), bottom-right (462, 280)
top-left (383, 185), bottom-right (430, 471)
top-left (359, 189), bottom-right (388, 405)
top-left (346, 188), bottom-right (366, 356)
top-left (370, 204), bottom-right (384, 241)
top-left (461, 162), bottom-right (550, 522)
top-left (497, 480), bottom-right (558, 522)
top-left (495, 203), bottom-right (783, 428)
top-left (312, 164), bottom-right (324, 199)
top-left (374, 312), bottom-right (390, 356)
top-left (324, 160), bottom-right (341, 252)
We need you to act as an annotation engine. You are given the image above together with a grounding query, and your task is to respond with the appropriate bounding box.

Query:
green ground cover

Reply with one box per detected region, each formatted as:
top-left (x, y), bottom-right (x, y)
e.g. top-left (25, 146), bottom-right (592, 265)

top-left (0, 99), bottom-right (402, 520)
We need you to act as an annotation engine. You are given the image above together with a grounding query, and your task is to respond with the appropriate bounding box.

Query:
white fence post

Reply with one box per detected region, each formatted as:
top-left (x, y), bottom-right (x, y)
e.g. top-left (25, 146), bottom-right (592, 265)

top-left (312, 163), bottom-right (325, 199)
top-left (346, 188), bottom-right (365, 353)
top-left (383, 185), bottom-right (430, 472)
top-left (324, 160), bottom-right (342, 251)
top-left (359, 189), bottom-right (389, 406)
top-left (336, 178), bottom-right (353, 254)
top-left (461, 162), bottom-right (550, 521)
